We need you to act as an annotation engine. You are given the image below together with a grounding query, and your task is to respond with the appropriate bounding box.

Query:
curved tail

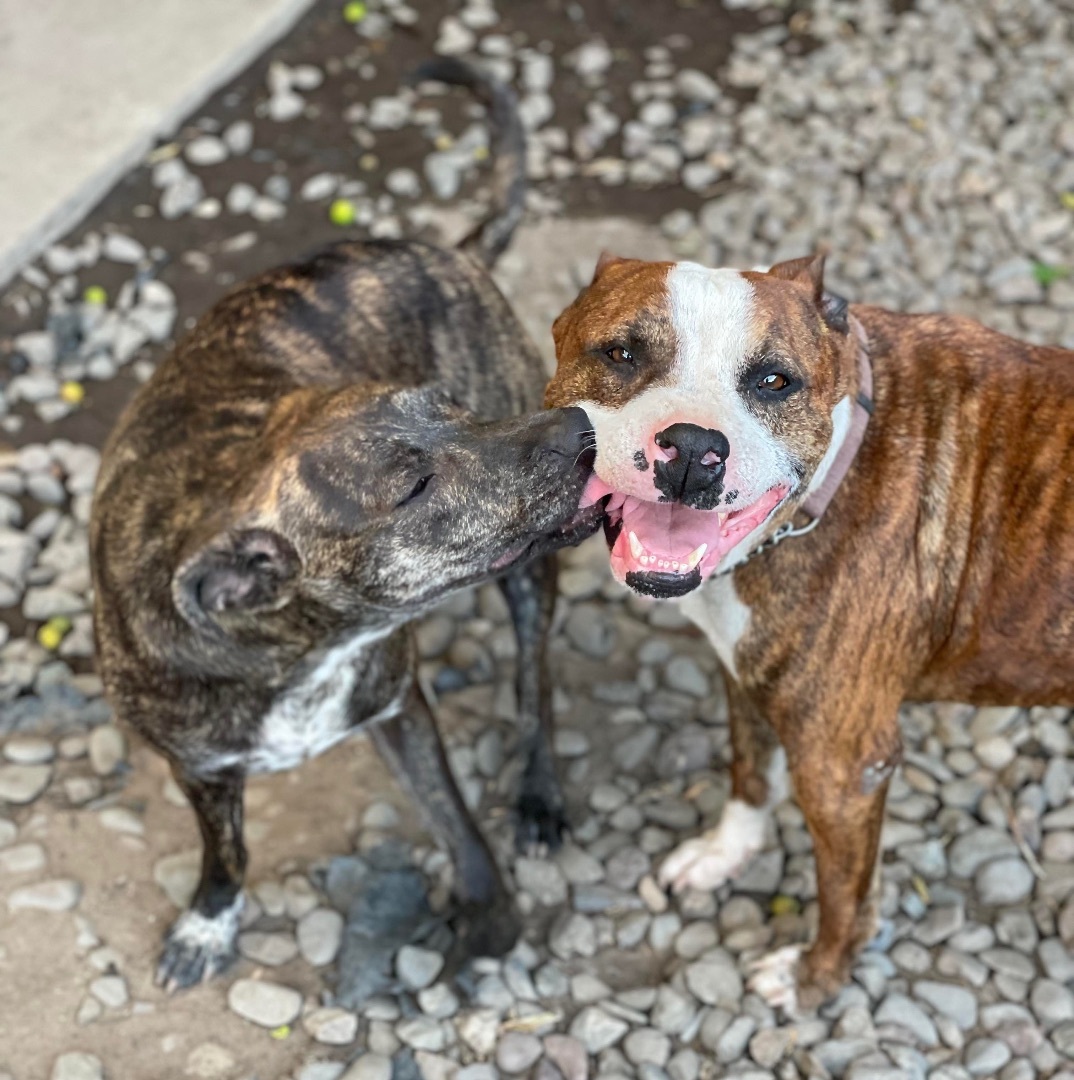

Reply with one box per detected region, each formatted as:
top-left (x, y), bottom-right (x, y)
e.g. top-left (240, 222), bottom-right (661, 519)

top-left (408, 57), bottom-right (526, 267)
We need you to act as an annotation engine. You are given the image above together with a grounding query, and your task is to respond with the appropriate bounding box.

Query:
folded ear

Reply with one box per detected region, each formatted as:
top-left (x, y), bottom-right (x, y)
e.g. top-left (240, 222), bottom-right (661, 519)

top-left (591, 250), bottom-right (627, 282)
top-left (766, 253), bottom-right (827, 298)
top-left (767, 252), bottom-right (849, 334)
top-left (173, 528), bottom-right (300, 624)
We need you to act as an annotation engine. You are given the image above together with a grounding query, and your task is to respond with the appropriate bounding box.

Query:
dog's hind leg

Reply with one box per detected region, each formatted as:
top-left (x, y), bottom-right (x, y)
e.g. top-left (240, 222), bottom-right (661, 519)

top-left (157, 764), bottom-right (247, 991)
top-left (499, 555), bottom-right (568, 853)
top-left (370, 689), bottom-right (520, 962)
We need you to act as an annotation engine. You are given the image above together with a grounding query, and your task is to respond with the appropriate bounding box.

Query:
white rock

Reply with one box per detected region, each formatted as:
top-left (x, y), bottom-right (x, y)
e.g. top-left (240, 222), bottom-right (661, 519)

top-left (297, 907), bottom-right (344, 966)
top-left (238, 930), bottom-right (299, 966)
top-left (0, 763), bottom-right (51, 804)
top-left (51, 1053), bottom-right (103, 1080)
top-left (397, 944), bottom-right (445, 990)
top-left (90, 974), bottom-right (129, 1008)
top-left (435, 17), bottom-right (476, 56)
top-left (0, 842), bottom-right (46, 874)
top-left (304, 1006), bottom-right (359, 1045)
top-left (102, 233), bottom-right (146, 264)
top-left (88, 725), bottom-right (126, 776)
top-left (569, 1006), bottom-right (628, 1053)
top-left (301, 173), bottom-right (339, 202)
top-left (223, 121), bottom-right (254, 155)
top-left (496, 1033), bottom-right (542, 1074)
top-left (340, 1055), bottom-right (393, 1080)
top-left (227, 978), bottom-right (302, 1028)
top-left (571, 40), bottom-right (613, 78)
top-left (9, 878), bottom-right (81, 912)
top-left (269, 89), bottom-right (305, 122)
top-left (3, 738), bottom-right (54, 764)
top-left (976, 857), bottom-right (1034, 906)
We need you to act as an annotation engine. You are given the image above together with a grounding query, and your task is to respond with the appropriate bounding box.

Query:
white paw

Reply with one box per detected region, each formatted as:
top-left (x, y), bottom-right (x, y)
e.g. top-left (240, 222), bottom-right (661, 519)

top-left (747, 944), bottom-right (802, 1014)
top-left (657, 799), bottom-right (765, 894)
top-left (156, 896), bottom-right (244, 991)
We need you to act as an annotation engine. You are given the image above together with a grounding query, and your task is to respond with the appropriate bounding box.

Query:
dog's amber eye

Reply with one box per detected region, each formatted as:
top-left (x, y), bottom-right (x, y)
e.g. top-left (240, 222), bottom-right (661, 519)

top-left (606, 346), bottom-right (633, 364)
top-left (759, 373), bottom-right (789, 391)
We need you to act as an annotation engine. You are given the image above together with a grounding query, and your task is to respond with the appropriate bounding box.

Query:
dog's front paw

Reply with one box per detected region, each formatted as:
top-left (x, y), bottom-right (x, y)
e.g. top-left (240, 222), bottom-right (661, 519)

top-left (514, 790), bottom-right (568, 855)
top-left (658, 799), bottom-right (766, 894)
top-left (156, 901), bottom-right (243, 992)
top-left (444, 899), bottom-right (520, 975)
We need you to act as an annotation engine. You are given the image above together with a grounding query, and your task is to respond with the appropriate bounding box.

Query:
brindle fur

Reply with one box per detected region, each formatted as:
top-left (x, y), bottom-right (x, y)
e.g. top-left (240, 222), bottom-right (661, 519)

top-left (90, 60), bottom-right (598, 990)
top-left (548, 254), bottom-right (1074, 1007)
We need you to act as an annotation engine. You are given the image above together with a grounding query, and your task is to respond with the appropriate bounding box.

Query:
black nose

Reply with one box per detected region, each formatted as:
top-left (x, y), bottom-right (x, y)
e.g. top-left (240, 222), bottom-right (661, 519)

top-left (544, 406), bottom-right (596, 469)
top-left (652, 423), bottom-right (729, 510)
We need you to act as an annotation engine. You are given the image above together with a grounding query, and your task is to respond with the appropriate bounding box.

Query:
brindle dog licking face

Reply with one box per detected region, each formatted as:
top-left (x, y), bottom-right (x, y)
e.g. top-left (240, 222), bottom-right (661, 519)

top-left (176, 386), bottom-right (598, 633)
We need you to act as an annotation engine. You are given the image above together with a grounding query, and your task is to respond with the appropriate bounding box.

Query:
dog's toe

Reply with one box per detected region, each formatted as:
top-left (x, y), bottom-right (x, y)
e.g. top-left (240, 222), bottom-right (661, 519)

top-left (156, 932), bottom-right (236, 991)
top-left (747, 944), bottom-right (803, 1014)
top-left (514, 792), bottom-right (568, 855)
top-left (155, 904), bottom-right (242, 991)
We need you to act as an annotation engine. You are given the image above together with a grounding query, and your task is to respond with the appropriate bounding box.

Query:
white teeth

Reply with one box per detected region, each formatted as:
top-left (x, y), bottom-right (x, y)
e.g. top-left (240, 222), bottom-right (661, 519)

top-left (628, 534), bottom-right (707, 575)
top-left (718, 512), bottom-right (728, 525)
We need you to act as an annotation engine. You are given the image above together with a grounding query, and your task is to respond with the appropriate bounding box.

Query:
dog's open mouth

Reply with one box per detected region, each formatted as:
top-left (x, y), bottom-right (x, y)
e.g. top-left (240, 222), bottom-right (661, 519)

top-left (580, 477), bottom-right (788, 597)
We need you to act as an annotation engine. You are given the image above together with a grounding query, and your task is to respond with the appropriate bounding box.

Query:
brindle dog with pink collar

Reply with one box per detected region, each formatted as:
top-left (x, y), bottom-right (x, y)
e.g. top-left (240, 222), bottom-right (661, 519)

top-left (547, 251), bottom-right (1074, 1010)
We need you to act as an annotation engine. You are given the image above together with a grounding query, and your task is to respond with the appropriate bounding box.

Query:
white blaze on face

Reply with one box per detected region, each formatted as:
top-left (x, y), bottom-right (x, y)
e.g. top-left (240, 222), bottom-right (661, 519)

top-left (575, 263), bottom-right (800, 584)
top-left (666, 263), bottom-right (796, 511)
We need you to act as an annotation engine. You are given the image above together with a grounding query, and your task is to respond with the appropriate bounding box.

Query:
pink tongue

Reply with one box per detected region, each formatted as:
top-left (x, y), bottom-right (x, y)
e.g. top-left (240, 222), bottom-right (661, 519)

top-left (620, 496), bottom-right (722, 558)
top-left (579, 475), bottom-right (616, 508)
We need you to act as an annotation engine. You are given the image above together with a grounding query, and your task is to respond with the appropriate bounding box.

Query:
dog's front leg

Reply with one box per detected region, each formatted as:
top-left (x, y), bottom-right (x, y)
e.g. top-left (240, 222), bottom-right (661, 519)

top-left (370, 690), bottom-right (520, 963)
top-left (157, 764), bottom-right (247, 991)
top-left (749, 693), bottom-right (902, 1013)
top-left (499, 555), bottom-right (567, 852)
top-left (660, 677), bottom-right (785, 893)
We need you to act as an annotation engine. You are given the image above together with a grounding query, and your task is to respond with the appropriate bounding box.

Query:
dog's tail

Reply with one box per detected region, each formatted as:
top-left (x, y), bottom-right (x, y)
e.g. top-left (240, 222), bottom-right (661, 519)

top-left (408, 57), bottom-right (526, 268)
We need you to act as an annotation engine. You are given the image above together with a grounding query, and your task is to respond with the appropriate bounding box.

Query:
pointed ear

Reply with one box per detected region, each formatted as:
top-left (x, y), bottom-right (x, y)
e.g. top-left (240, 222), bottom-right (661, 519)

top-left (591, 250), bottom-right (627, 282)
top-left (174, 528), bottom-right (300, 624)
top-left (767, 253), bottom-right (827, 299)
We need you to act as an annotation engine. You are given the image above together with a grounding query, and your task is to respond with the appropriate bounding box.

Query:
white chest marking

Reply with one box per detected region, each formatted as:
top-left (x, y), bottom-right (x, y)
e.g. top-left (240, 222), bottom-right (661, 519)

top-left (679, 573), bottom-right (751, 681)
top-left (247, 629), bottom-right (398, 775)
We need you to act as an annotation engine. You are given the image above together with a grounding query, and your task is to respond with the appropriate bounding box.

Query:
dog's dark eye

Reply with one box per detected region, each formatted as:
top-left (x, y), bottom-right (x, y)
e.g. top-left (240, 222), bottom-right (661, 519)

top-left (759, 373), bottom-right (790, 392)
top-left (398, 475), bottom-right (435, 507)
top-left (606, 346), bottom-right (633, 365)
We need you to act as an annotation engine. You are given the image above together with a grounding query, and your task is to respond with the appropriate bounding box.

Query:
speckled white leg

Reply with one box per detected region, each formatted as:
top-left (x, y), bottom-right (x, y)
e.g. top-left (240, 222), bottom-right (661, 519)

top-left (748, 944), bottom-right (802, 1013)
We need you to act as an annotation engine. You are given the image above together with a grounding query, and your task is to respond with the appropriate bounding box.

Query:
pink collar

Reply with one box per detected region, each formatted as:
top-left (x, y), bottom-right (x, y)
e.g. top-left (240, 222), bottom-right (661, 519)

top-left (724, 314), bottom-right (873, 572)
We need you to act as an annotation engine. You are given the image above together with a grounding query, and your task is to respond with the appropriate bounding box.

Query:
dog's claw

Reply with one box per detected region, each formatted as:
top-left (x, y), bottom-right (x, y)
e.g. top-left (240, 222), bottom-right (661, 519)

top-left (155, 903), bottom-right (243, 991)
top-left (747, 944), bottom-right (803, 1014)
top-left (156, 930), bottom-right (237, 992)
top-left (514, 792), bottom-right (568, 855)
